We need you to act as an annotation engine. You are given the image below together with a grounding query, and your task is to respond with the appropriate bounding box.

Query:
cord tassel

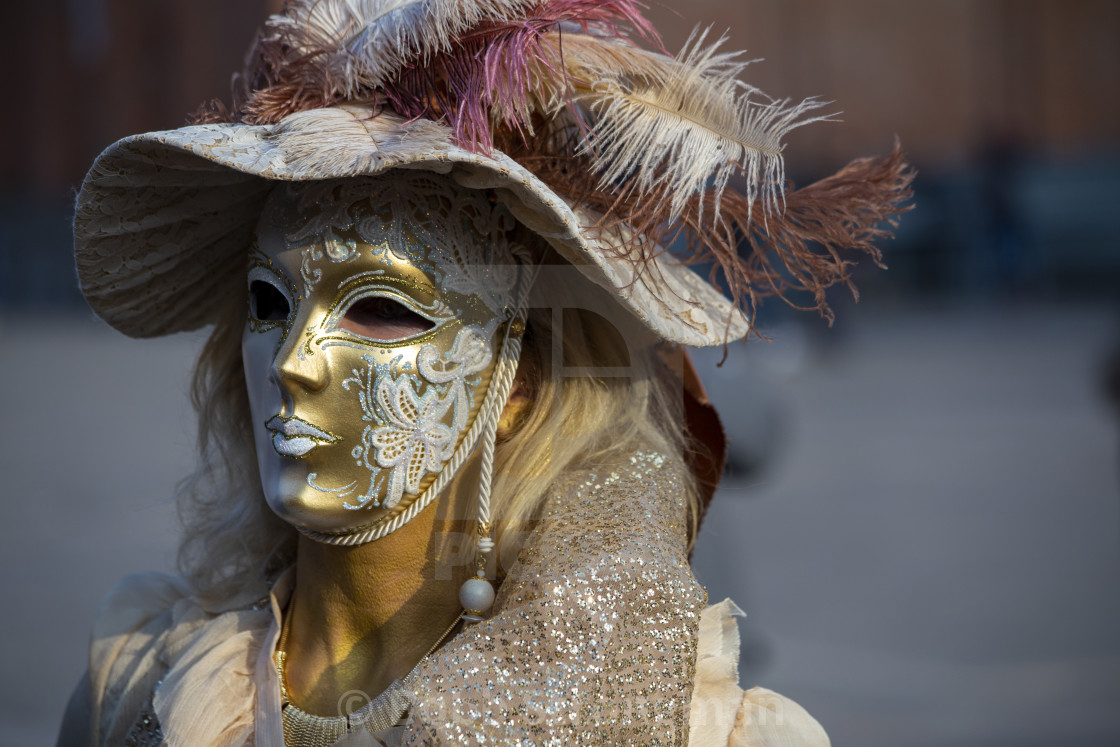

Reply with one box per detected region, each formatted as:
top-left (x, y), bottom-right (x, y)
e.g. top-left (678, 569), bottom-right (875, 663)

top-left (461, 306), bottom-right (527, 622)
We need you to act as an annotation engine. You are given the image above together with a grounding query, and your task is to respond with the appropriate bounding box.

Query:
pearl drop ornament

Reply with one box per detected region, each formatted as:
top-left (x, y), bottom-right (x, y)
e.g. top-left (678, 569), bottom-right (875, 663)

top-left (459, 576), bottom-right (495, 613)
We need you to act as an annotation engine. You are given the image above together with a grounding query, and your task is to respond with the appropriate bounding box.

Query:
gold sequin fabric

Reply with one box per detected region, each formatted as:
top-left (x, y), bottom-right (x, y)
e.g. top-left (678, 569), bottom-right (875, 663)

top-left (402, 451), bottom-right (705, 745)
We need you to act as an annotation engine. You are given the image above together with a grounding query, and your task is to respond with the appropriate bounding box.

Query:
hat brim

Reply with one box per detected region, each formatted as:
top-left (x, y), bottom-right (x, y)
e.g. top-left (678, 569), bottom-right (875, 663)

top-left (75, 103), bottom-right (749, 345)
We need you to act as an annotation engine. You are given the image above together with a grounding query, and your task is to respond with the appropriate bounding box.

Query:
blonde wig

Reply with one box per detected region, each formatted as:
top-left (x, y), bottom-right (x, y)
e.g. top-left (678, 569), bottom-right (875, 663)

top-left (175, 253), bottom-right (699, 608)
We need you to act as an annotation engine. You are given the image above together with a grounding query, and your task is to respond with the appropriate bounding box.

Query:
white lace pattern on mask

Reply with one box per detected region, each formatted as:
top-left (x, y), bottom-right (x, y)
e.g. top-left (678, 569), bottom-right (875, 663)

top-left (271, 174), bottom-right (526, 512)
top-left (335, 323), bottom-right (495, 509)
top-left (279, 175), bottom-right (520, 314)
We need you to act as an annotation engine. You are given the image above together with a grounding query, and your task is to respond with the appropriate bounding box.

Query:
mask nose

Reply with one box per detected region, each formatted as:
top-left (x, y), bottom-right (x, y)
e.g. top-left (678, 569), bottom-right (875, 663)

top-left (272, 324), bottom-right (329, 397)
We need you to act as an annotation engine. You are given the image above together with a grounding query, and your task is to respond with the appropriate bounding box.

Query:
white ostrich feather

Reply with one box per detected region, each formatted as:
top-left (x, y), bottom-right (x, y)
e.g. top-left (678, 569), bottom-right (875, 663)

top-left (273, 104), bottom-right (456, 176)
top-left (536, 28), bottom-right (833, 224)
top-left (263, 0), bottom-right (538, 97)
top-left (255, 4), bottom-right (831, 228)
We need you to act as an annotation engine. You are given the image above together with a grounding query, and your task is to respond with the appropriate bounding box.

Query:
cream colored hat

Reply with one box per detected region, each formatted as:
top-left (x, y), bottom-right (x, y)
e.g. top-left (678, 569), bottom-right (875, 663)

top-left (76, 103), bottom-right (744, 345)
top-left (74, 0), bottom-right (912, 345)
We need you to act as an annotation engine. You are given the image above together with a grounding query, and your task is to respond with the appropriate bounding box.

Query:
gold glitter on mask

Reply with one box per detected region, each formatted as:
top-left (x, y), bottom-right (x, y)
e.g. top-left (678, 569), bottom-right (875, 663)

top-left (242, 174), bottom-right (530, 539)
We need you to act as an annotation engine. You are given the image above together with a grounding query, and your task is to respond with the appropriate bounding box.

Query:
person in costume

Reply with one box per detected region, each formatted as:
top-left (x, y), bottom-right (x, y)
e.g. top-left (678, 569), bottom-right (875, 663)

top-left (59, 2), bottom-right (911, 745)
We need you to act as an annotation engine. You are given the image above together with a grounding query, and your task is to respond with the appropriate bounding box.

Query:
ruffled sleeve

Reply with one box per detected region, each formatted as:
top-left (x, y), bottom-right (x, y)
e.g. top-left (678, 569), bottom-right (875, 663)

top-left (688, 600), bottom-right (830, 747)
top-left (88, 572), bottom-right (192, 745)
top-left (87, 570), bottom-right (279, 747)
top-left (152, 599), bottom-right (275, 747)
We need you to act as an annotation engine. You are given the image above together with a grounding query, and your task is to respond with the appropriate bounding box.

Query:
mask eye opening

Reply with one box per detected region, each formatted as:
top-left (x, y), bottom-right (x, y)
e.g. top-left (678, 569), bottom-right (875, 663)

top-left (249, 278), bottom-right (292, 323)
top-left (339, 294), bottom-right (436, 342)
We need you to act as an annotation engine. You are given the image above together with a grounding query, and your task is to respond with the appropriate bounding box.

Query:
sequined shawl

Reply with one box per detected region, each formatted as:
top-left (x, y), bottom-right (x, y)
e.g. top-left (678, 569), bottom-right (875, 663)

top-left (403, 451), bottom-right (704, 744)
top-left (80, 451), bottom-right (828, 746)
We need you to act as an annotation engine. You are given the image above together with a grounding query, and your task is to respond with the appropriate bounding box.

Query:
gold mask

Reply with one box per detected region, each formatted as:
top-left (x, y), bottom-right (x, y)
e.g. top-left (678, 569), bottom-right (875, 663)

top-left (242, 175), bottom-right (528, 540)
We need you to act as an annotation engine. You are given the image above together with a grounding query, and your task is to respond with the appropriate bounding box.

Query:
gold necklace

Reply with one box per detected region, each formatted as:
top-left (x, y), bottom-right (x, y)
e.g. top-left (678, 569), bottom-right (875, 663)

top-left (274, 604), bottom-right (464, 746)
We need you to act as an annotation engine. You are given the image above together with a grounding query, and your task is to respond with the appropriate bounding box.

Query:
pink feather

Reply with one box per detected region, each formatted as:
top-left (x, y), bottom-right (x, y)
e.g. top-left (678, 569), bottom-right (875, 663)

top-left (382, 0), bottom-right (661, 151)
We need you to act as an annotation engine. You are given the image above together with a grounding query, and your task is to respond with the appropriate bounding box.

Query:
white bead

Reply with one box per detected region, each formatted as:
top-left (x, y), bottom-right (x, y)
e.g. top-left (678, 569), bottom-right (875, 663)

top-left (459, 576), bottom-right (495, 613)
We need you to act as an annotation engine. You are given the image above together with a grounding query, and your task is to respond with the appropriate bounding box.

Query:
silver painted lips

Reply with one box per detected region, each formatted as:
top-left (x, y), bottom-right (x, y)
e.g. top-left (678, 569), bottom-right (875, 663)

top-left (265, 415), bottom-right (337, 457)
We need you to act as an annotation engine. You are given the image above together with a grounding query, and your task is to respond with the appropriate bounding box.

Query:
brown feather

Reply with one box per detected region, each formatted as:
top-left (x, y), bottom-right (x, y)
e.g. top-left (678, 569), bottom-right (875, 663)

top-left (182, 0), bottom-right (914, 336)
top-left (497, 127), bottom-right (915, 335)
top-left (187, 98), bottom-right (233, 125)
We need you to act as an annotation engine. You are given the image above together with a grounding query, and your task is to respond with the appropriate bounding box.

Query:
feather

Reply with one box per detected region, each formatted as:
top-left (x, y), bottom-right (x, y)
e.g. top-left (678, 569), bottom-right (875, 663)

top-left (238, 0), bottom-right (540, 123)
top-left (689, 141), bottom-right (916, 326)
top-left (236, 0), bottom-right (657, 127)
top-left (271, 104), bottom-right (455, 178)
top-left (382, 0), bottom-right (659, 150)
top-left (540, 28), bottom-right (833, 227)
top-left (499, 131), bottom-right (914, 332)
top-left (192, 0), bottom-right (915, 336)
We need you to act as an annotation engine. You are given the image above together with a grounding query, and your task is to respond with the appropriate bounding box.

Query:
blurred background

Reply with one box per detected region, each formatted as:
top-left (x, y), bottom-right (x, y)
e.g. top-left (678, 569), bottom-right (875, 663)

top-left (1, 1), bottom-right (1118, 745)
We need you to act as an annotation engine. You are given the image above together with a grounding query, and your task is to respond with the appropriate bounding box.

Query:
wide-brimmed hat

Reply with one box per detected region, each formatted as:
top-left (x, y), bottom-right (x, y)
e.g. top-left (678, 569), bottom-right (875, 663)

top-left (75, 102), bottom-right (748, 346)
top-left (74, 0), bottom-right (912, 348)
top-left (72, 0), bottom-right (915, 530)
